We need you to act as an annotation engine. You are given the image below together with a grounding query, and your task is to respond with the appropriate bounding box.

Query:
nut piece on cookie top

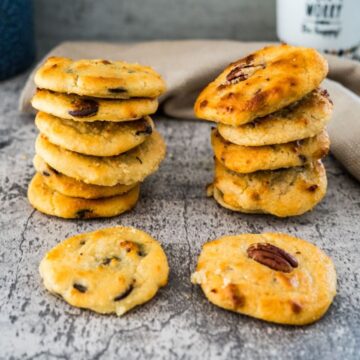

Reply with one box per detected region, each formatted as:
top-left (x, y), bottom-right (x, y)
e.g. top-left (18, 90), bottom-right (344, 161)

top-left (34, 57), bottom-right (167, 99)
top-left (191, 232), bottom-right (336, 325)
top-left (39, 226), bottom-right (169, 315)
top-left (194, 44), bottom-right (328, 126)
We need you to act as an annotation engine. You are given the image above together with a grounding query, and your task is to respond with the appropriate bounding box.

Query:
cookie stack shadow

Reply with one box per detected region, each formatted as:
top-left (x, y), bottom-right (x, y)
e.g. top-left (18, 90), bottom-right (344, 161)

top-left (195, 45), bottom-right (333, 217)
top-left (28, 57), bottom-right (166, 219)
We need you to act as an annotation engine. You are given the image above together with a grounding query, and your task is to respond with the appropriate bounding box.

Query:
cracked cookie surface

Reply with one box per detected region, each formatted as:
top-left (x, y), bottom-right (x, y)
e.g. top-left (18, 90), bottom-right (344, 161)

top-left (32, 89), bottom-right (158, 122)
top-left (212, 128), bottom-right (329, 173)
top-left (34, 57), bottom-right (166, 99)
top-left (212, 160), bottom-right (327, 217)
top-left (35, 130), bottom-right (166, 186)
top-left (28, 173), bottom-right (140, 219)
top-left (35, 112), bottom-right (155, 156)
top-left (194, 44), bottom-right (328, 126)
top-left (33, 155), bottom-right (137, 199)
top-left (217, 88), bottom-right (333, 146)
top-left (191, 232), bottom-right (336, 325)
top-left (39, 226), bottom-right (169, 315)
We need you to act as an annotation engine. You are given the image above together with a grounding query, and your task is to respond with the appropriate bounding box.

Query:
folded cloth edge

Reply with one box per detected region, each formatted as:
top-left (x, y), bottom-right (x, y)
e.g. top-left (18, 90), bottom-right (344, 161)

top-left (19, 40), bottom-right (360, 182)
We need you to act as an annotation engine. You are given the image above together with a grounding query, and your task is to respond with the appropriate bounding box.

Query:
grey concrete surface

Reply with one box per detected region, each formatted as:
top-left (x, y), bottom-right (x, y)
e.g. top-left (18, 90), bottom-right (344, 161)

top-left (0, 73), bottom-right (360, 359)
top-left (33, 0), bottom-right (277, 56)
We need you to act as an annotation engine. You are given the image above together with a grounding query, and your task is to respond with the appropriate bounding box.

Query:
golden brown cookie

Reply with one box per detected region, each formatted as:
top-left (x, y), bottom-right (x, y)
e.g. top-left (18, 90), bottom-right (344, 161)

top-left (39, 226), bottom-right (169, 315)
top-left (31, 89), bottom-right (159, 122)
top-left (35, 111), bottom-right (154, 156)
top-left (34, 57), bottom-right (166, 99)
top-left (194, 44), bottom-right (328, 126)
top-left (212, 128), bottom-right (329, 173)
top-left (217, 89), bottom-right (333, 146)
top-left (35, 130), bottom-right (166, 186)
top-left (28, 173), bottom-right (139, 219)
top-left (212, 160), bottom-right (327, 217)
top-left (33, 155), bottom-right (137, 199)
top-left (191, 232), bottom-right (336, 325)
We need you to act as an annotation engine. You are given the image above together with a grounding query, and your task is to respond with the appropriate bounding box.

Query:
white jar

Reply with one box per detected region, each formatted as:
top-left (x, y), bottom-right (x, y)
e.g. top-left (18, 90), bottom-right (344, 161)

top-left (276, 0), bottom-right (360, 54)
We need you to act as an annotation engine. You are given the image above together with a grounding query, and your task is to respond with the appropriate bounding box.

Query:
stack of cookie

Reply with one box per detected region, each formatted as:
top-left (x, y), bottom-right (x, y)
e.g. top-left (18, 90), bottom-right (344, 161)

top-left (194, 45), bottom-right (333, 217)
top-left (28, 57), bottom-right (166, 219)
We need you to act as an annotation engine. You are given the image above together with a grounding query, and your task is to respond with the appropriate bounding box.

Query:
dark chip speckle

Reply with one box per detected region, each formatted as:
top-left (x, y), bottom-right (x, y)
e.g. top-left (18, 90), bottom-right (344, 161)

top-left (108, 87), bottom-right (127, 94)
top-left (73, 283), bottom-right (87, 293)
top-left (68, 99), bottom-right (99, 118)
top-left (307, 184), bottom-right (318, 192)
top-left (135, 123), bottom-right (153, 136)
top-left (76, 209), bottom-right (93, 219)
top-left (102, 256), bottom-right (120, 265)
top-left (114, 284), bottom-right (134, 301)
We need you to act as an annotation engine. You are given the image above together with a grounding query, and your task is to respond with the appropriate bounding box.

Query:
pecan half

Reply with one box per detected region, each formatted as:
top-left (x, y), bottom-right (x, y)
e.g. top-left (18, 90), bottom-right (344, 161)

top-left (247, 243), bottom-right (298, 273)
top-left (68, 99), bottom-right (99, 117)
top-left (225, 62), bottom-right (266, 85)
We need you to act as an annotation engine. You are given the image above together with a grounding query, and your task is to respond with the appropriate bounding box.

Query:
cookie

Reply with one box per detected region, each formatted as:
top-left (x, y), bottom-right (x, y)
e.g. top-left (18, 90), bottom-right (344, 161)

top-left (33, 155), bottom-right (137, 199)
top-left (212, 160), bottom-right (327, 217)
top-left (35, 111), bottom-right (154, 156)
top-left (34, 57), bottom-right (166, 99)
top-left (28, 173), bottom-right (140, 219)
top-left (217, 89), bottom-right (333, 146)
top-left (39, 226), bottom-right (169, 315)
top-left (191, 232), bottom-right (336, 325)
top-left (35, 130), bottom-right (166, 186)
top-left (194, 44), bottom-right (328, 126)
top-left (31, 89), bottom-right (158, 122)
top-left (212, 129), bottom-right (329, 173)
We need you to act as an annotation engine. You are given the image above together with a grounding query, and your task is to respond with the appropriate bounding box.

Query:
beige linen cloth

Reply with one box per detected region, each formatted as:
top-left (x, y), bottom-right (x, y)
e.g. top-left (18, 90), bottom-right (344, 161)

top-left (19, 40), bottom-right (360, 181)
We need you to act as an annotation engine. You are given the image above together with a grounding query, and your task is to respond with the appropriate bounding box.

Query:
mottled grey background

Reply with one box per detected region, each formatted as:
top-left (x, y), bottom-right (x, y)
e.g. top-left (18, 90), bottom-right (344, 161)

top-left (33, 0), bottom-right (277, 56)
top-left (0, 72), bottom-right (360, 359)
top-left (1, 1), bottom-right (360, 359)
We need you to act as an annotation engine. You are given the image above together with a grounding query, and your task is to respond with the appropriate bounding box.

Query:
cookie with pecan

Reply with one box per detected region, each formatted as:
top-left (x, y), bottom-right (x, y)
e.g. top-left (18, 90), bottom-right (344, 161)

top-left (211, 159), bottom-right (327, 217)
top-left (34, 57), bottom-right (166, 99)
top-left (31, 89), bottom-right (158, 122)
top-left (33, 155), bottom-right (137, 199)
top-left (28, 173), bottom-right (140, 219)
top-left (211, 128), bottom-right (329, 173)
top-left (35, 112), bottom-right (154, 156)
top-left (217, 88), bottom-right (333, 146)
top-left (39, 226), bottom-right (169, 315)
top-left (194, 44), bottom-right (328, 126)
top-left (35, 130), bottom-right (166, 186)
top-left (191, 232), bottom-right (336, 325)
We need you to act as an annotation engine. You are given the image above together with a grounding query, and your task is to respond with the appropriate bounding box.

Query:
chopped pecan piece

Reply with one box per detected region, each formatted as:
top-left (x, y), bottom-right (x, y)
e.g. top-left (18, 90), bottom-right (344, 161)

top-left (73, 283), bottom-right (87, 293)
top-left (75, 209), bottom-right (93, 219)
top-left (225, 62), bottom-right (266, 85)
top-left (108, 87), bottom-right (127, 94)
top-left (307, 184), bottom-right (318, 192)
top-left (247, 243), bottom-right (298, 273)
top-left (68, 99), bottom-right (99, 117)
top-left (114, 284), bottom-right (134, 301)
top-left (135, 120), bottom-right (153, 136)
top-left (320, 88), bottom-right (333, 104)
top-left (226, 284), bottom-right (245, 308)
